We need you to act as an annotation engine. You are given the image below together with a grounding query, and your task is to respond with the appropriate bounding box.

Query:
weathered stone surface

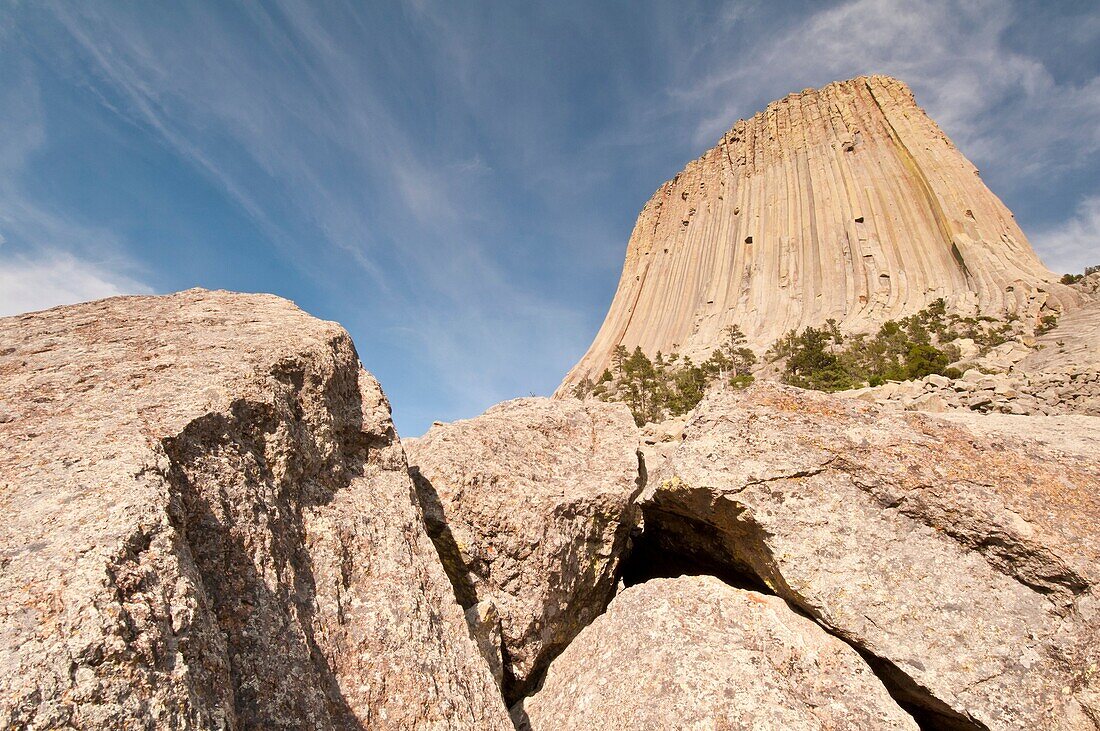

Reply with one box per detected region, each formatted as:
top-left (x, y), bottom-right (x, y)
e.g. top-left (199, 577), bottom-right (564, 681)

top-left (643, 383), bottom-right (1100, 729)
top-left (844, 367), bottom-right (1100, 416)
top-left (406, 397), bottom-right (642, 702)
top-left (465, 600), bottom-right (505, 689)
top-left (1018, 290), bottom-right (1100, 375)
top-left (519, 575), bottom-right (918, 730)
top-left (559, 75), bottom-right (1079, 395)
top-left (0, 290), bottom-right (512, 730)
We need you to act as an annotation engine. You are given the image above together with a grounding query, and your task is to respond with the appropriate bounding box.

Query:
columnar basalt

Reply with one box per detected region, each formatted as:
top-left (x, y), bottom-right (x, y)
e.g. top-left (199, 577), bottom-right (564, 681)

top-left (559, 75), bottom-right (1078, 394)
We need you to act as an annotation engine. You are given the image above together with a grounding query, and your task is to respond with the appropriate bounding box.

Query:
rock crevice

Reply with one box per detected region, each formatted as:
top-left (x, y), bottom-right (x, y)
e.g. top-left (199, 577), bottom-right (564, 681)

top-left (405, 397), bottom-right (644, 704)
top-left (631, 383), bottom-right (1100, 730)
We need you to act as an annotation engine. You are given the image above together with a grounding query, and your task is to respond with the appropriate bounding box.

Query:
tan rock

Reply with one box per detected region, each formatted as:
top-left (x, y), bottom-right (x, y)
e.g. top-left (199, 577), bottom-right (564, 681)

top-left (642, 383), bottom-right (1100, 729)
top-left (909, 393), bottom-right (949, 412)
top-left (558, 75), bottom-right (1079, 395)
top-left (406, 397), bottom-right (642, 702)
top-left (465, 600), bottom-right (506, 689)
top-left (1017, 295), bottom-right (1100, 374)
top-left (0, 290), bottom-right (512, 730)
top-left (954, 337), bottom-right (981, 359)
top-left (519, 576), bottom-right (918, 730)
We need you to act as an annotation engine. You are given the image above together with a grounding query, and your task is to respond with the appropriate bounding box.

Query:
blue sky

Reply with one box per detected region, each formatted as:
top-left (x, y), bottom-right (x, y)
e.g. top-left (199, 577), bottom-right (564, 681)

top-left (1, 1), bottom-right (1098, 436)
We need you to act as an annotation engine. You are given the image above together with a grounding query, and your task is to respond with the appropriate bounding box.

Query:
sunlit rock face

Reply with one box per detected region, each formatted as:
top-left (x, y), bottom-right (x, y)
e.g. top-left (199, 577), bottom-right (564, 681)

top-left (0, 290), bottom-right (513, 730)
top-left (406, 397), bottom-right (643, 704)
top-left (559, 75), bottom-right (1078, 394)
top-left (638, 382), bottom-right (1100, 730)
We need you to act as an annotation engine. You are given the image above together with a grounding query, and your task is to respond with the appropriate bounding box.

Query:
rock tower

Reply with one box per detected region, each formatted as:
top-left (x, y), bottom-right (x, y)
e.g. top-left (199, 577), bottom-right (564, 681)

top-left (559, 75), bottom-right (1075, 393)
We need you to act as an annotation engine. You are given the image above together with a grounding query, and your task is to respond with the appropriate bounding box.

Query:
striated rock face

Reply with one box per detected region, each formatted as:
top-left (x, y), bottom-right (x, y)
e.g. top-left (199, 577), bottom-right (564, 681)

top-left (519, 575), bottom-right (918, 730)
top-left (0, 290), bottom-right (512, 730)
top-left (642, 383), bottom-right (1100, 730)
top-left (1018, 281), bottom-right (1100, 375)
top-left (559, 75), bottom-right (1078, 394)
top-left (405, 398), bottom-right (642, 703)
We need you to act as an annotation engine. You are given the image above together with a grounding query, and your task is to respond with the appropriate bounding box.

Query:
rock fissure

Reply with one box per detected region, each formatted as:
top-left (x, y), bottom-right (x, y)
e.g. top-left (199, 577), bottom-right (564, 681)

top-left (621, 499), bottom-right (986, 731)
top-left (845, 472), bottom-right (1090, 603)
top-left (405, 397), bottom-right (644, 707)
top-left (0, 290), bottom-right (514, 729)
top-left (629, 384), bottom-right (1100, 730)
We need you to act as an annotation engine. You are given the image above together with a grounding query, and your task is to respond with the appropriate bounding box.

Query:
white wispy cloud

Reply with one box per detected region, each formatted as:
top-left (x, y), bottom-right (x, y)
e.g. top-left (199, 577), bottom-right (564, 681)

top-left (1032, 196), bottom-right (1100, 275)
top-left (0, 51), bottom-right (151, 317)
top-left (0, 251), bottom-right (152, 317)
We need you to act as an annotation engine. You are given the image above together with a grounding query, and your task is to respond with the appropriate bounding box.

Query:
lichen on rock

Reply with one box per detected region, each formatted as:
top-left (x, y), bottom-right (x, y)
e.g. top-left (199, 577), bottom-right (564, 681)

top-left (0, 289), bottom-right (512, 730)
top-left (406, 397), bottom-right (643, 703)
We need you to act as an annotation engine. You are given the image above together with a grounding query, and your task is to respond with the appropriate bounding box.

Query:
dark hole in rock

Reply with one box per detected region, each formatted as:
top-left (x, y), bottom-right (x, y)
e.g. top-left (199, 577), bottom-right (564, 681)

top-left (744, 236), bottom-right (753, 244)
top-left (855, 216), bottom-right (865, 223)
top-left (616, 504), bottom-right (989, 731)
top-left (618, 510), bottom-right (768, 594)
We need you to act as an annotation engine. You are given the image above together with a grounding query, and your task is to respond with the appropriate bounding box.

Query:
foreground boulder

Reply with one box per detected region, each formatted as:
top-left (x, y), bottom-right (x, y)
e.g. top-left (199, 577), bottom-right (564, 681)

top-left (643, 383), bottom-right (1100, 729)
top-left (519, 575), bottom-right (918, 730)
top-left (406, 398), bottom-right (642, 701)
top-left (0, 290), bottom-right (512, 729)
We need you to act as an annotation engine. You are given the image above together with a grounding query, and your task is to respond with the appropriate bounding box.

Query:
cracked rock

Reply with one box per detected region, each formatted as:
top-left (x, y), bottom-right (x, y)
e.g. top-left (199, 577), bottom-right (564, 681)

top-left (406, 397), bottom-right (643, 703)
top-left (642, 382), bottom-right (1100, 730)
top-left (518, 575), bottom-right (919, 730)
top-left (0, 290), bottom-right (512, 730)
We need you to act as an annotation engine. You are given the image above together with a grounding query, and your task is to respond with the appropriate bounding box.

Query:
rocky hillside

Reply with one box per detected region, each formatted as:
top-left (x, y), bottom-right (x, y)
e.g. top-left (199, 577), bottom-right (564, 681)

top-left (559, 75), bottom-right (1081, 395)
top-left (845, 274), bottom-right (1100, 416)
top-left (3, 290), bottom-right (1098, 729)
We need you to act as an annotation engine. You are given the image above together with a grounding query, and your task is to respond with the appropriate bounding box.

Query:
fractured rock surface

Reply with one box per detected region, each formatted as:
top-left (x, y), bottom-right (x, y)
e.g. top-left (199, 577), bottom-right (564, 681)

top-left (642, 383), bottom-right (1100, 729)
top-left (1018, 281), bottom-right (1100, 375)
top-left (559, 75), bottom-right (1079, 394)
top-left (519, 575), bottom-right (918, 730)
top-left (0, 290), bottom-right (512, 730)
top-left (406, 397), bottom-right (642, 702)
top-left (845, 367), bottom-right (1100, 416)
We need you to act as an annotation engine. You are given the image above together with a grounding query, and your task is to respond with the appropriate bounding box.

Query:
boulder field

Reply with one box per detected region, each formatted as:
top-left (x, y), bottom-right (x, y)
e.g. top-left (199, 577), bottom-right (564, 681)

top-left (2, 290), bottom-right (1098, 729)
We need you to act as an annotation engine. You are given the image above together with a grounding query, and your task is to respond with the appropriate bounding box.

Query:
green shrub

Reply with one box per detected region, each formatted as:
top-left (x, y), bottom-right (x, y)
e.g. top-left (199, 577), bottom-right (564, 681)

top-left (1036, 314), bottom-right (1059, 335)
top-left (729, 373), bottom-right (754, 389)
top-left (904, 343), bottom-right (950, 379)
top-left (771, 300), bottom-right (970, 392)
top-left (590, 325), bottom-right (759, 424)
